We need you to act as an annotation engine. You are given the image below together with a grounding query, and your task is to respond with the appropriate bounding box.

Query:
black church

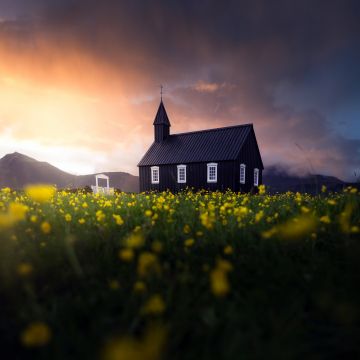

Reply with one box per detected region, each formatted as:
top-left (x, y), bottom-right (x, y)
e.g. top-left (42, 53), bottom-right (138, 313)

top-left (138, 100), bottom-right (264, 192)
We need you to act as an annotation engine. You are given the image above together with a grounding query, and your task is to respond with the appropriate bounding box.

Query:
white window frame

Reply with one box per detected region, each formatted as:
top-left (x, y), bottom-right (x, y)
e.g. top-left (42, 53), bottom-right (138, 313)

top-left (254, 168), bottom-right (259, 186)
top-left (177, 164), bottom-right (187, 183)
top-left (207, 163), bottom-right (218, 183)
top-left (240, 164), bottom-right (246, 184)
top-left (151, 166), bottom-right (159, 184)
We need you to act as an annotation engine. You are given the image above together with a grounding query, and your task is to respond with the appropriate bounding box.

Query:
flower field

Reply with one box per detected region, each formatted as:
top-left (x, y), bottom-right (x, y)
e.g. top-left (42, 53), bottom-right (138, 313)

top-left (1, 186), bottom-right (360, 359)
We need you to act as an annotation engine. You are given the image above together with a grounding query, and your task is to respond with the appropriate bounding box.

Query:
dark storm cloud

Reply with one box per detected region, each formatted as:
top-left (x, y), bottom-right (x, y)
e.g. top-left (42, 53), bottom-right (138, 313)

top-left (1, 0), bottom-right (360, 179)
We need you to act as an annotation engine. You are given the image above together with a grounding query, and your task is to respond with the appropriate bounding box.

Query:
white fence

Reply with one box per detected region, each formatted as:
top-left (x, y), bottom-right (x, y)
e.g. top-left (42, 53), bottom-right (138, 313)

top-left (91, 174), bottom-right (114, 195)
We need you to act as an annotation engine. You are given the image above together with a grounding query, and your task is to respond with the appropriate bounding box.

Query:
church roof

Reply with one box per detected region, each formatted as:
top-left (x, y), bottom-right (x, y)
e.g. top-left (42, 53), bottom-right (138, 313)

top-left (153, 101), bottom-right (171, 126)
top-left (138, 124), bottom-right (256, 166)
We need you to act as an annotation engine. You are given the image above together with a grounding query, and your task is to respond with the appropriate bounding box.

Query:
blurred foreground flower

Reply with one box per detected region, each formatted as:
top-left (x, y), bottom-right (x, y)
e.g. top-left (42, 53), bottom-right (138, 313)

top-left (141, 295), bottom-right (166, 315)
top-left (258, 184), bottom-right (266, 195)
top-left (133, 281), bottom-right (147, 293)
top-left (17, 263), bottom-right (33, 277)
top-left (20, 322), bottom-right (52, 347)
top-left (210, 259), bottom-right (233, 297)
top-left (124, 232), bottom-right (145, 249)
top-left (137, 252), bottom-right (161, 277)
top-left (224, 245), bottom-right (233, 255)
top-left (0, 202), bottom-right (28, 228)
top-left (25, 185), bottom-right (56, 203)
top-left (262, 215), bottom-right (317, 240)
top-left (113, 214), bottom-right (124, 225)
top-left (103, 325), bottom-right (166, 360)
top-left (41, 221), bottom-right (52, 234)
top-left (339, 203), bottom-right (353, 234)
top-left (184, 238), bottom-right (195, 247)
top-left (119, 248), bottom-right (134, 262)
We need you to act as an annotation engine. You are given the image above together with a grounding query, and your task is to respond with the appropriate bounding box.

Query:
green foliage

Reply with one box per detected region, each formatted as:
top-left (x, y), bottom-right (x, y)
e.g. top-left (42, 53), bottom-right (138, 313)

top-left (0, 187), bottom-right (360, 359)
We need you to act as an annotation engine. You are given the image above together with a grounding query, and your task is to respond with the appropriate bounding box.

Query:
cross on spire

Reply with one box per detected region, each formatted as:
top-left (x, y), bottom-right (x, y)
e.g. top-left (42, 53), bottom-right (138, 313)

top-left (160, 84), bottom-right (163, 101)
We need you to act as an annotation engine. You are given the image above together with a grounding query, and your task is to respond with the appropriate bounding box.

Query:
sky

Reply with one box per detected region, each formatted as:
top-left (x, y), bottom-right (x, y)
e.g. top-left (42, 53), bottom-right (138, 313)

top-left (0, 0), bottom-right (359, 180)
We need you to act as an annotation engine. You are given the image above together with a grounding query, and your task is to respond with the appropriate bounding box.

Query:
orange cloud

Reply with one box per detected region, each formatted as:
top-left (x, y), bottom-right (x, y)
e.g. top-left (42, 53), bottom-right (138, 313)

top-left (0, 0), bottom-right (359, 182)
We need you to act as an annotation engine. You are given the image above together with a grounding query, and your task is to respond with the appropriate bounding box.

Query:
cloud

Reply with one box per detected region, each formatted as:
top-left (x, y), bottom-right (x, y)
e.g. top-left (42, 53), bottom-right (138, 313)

top-left (0, 0), bottom-right (359, 180)
top-left (194, 81), bottom-right (221, 93)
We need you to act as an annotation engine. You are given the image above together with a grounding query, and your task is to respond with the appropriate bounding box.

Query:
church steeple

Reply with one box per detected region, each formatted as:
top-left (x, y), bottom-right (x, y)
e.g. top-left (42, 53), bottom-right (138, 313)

top-left (153, 100), bottom-right (171, 142)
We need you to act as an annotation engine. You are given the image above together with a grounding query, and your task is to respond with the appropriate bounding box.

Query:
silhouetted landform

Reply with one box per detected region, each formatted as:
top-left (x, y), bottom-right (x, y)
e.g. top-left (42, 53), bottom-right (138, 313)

top-left (263, 165), bottom-right (359, 194)
top-left (0, 152), bottom-right (139, 192)
top-left (1, 152), bottom-right (358, 194)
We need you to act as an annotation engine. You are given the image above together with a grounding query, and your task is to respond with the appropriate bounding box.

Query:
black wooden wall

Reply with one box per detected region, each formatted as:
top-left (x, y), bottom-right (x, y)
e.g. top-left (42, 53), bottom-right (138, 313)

top-left (138, 129), bottom-right (263, 193)
top-left (236, 128), bottom-right (263, 192)
top-left (139, 161), bottom-right (237, 192)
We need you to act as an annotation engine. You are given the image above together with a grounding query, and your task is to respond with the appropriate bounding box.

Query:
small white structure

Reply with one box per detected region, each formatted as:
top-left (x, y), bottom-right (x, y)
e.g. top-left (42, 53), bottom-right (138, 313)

top-left (91, 174), bottom-right (114, 195)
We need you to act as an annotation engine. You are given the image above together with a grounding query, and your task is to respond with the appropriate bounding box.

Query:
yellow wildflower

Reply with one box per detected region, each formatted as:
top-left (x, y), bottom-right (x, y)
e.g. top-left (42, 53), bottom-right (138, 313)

top-left (96, 210), bottom-right (105, 222)
top-left (258, 184), bottom-right (266, 195)
top-left (200, 211), bottom-right (215, 230)
top-left (301, 206), bottom-right (310, 213)
top-left (133, 281), bottom-right (146, 293)
top-left (141, 294), bottom-right (166, 315)
top-left (183, 224), bottom-right (191, 234)
top-left (17, 263), bottom-right (33, 277)
top-left (137, 252), bottom-right (160, 277)
top-left (321, 185), bottom-right (327, 193)
top-left (255, 210), bottom-right (264, 223)
top-left (216, 259), bottom-right (233, 272)
top-left (351, 226), bottom-right (359, 233)
top-left (339, 203), bottom-right (353, 233)
top-left (9, 202), bottom-right (29, 221)
top-left (210, 258), bottom-right (233, 297)
top-left (103, 325), bottom-right (166, 360)
top-left (113, 214), bottom-right (124, 226)
top-left (30, 215), bottom-right (38, 223)
top-left (25, 185), bottom-right (55, 203)
top-left (65, 213), bottom-right (72, 222)
top-left (125, 232), bottom-right (145, 248)
top-left (119, 248), bottom-right (134, 262)
top-left (320, 215), bottom-right (331, 224)
top-left (184, 238), bottom-right (195, 247)
top-left (276, 215), bottom-right (317, 240)
top-left (210, 268), bottom-right (230, 297)
top-left (20, 322), bottom-right (52, 347)
top-left (224, 245), bottom-right (233, 255)
top-left (78, 218), bottom-right (86, 224)
top-left (145, 210), bottom-right (152, 217)
top-left (0, 202), bottom-right (29, 228)
top-left (40, 221), bottom-right (51, 234)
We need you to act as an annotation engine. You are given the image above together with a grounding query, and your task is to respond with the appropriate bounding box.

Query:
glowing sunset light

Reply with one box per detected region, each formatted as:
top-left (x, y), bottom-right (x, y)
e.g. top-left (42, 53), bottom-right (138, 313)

top-left (0, 1), bottom-right (359, 180)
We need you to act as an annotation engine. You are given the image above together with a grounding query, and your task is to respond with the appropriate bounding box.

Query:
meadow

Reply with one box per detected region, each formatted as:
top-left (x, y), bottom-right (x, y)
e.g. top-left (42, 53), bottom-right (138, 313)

top-left (0, 186), bottom-right (360, 360)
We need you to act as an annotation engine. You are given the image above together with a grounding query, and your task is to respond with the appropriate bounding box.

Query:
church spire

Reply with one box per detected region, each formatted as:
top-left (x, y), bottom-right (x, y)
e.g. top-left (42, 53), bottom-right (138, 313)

top-left (153, 98), bottom-right (171, 142)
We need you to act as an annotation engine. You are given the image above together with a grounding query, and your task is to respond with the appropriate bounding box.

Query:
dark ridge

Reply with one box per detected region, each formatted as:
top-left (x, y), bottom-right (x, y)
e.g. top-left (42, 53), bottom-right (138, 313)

top-left (0, 152), bottom-right (139, 192)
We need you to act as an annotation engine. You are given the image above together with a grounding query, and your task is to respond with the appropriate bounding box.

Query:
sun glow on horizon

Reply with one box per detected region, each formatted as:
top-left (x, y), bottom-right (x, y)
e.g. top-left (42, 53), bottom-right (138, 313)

top-left (0, 49), bottom-right (152, 176)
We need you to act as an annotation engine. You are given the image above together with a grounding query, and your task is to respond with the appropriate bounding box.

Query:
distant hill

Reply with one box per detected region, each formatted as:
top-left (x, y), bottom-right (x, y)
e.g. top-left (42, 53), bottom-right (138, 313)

top-left (1, 152), bottom-right (357, 194)
top-left (262, 166), bottom-right (349, 194)
top-left (0, 152), bottom-right (139, 192)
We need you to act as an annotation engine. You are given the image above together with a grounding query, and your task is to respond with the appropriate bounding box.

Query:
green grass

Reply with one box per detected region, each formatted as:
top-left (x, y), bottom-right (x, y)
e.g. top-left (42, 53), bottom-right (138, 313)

top-left (0, 188), bottom-right (360, 359)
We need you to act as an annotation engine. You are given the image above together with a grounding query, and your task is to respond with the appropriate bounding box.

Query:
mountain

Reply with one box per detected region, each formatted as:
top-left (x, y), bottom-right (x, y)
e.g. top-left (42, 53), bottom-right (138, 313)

top-left (0, 152), bottom-right (139, 192)
top-left (263, 165), bottom-right (347, 194)
top-left (0, 152), bottom-right (356, 194)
